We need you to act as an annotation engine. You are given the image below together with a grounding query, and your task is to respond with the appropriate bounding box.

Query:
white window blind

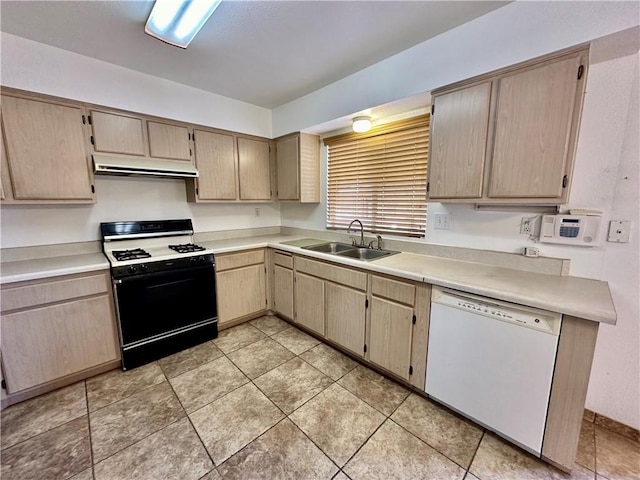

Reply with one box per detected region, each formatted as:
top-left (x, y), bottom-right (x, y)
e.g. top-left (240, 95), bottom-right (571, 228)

top-left (324, 114), bottom-right (429, 238)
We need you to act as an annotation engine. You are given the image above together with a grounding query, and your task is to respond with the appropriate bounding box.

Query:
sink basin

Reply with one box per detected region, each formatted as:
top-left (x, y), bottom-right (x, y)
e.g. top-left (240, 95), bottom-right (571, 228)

top-left (336, 248), bottom-right (399, 261)
top-left (303, 242), bottom-right (354, 254)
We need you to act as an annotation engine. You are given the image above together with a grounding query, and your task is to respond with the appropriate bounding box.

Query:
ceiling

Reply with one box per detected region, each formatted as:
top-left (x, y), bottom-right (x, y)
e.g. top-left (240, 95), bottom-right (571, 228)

top-left (1, 1), bottom-right (508, 109)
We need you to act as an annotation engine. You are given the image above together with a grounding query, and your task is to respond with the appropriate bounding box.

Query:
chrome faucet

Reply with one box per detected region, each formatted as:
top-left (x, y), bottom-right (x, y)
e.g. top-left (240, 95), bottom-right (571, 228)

top-left (347, 219), bottom-right (365, 247)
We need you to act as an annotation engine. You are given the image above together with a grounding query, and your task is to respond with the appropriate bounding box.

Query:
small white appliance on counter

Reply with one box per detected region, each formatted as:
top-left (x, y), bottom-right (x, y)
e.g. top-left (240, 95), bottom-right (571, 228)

top-left (425, 287), bottom-right (562, 456)
top-left (539, 214), bottom-right (601, 246)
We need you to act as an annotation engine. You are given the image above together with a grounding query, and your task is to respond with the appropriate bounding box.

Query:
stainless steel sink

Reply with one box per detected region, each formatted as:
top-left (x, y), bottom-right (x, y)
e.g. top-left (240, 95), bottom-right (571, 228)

top-left (337, 247), bottom-right (399, 261)
top-left (302, 242), bottom-right (354, 254)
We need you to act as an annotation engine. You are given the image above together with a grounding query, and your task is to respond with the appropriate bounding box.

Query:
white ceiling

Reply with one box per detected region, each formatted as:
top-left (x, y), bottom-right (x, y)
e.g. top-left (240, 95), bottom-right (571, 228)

top-left (0, 1), bottom-right (508, 109)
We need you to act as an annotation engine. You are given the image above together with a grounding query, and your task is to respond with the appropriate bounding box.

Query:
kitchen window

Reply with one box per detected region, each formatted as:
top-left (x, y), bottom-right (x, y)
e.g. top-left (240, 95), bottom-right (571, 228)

top-left (324, 114), bottom-right (429, 238)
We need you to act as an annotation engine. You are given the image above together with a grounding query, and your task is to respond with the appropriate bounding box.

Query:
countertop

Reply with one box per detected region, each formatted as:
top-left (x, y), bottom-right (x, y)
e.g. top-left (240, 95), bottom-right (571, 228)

top-left (0, 235), bottom-right (616, 325)
top-left (0, 253), bottom-right (110, 285)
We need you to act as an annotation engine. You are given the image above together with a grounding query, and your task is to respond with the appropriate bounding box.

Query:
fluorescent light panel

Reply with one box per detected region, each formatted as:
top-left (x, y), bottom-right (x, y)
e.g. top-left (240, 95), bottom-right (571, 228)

top-left (145, 0), bottom-right (221, 49)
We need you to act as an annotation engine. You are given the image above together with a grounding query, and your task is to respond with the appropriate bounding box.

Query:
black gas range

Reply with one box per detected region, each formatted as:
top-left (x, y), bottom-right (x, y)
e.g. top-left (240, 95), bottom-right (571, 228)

top-left (101, 219), bottom-right (218, 369)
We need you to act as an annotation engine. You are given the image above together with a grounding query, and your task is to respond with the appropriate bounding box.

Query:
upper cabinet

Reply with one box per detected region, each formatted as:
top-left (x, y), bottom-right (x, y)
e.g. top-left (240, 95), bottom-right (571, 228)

top-left (275, 132), bottom-right (320, 203)
top-left (90, 110), bottom-right (146, 156)
top-left (1, 94), bottom-right (95, 204)
top-left (89, 109), bottom-right (193, 163)
top-left (187, 129), bottom-right (274, 203)
top-left (147, 121), bottom-right (191, 161)
top-left (238, 137), bottom-right (272, 200)
top-left (427, 47), bottom-right (588, 205)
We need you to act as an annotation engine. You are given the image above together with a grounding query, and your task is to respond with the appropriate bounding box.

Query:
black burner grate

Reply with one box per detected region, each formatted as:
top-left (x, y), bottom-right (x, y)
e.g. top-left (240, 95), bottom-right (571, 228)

top-left (112, 248), bottom-right (151, 261)
top-left (168, 243), bottom-right (206, 254)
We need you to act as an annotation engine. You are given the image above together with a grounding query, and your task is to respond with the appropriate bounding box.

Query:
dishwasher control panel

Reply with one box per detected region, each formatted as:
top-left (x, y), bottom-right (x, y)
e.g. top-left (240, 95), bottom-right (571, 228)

top-left (433, 287), bottom-right (561, 335)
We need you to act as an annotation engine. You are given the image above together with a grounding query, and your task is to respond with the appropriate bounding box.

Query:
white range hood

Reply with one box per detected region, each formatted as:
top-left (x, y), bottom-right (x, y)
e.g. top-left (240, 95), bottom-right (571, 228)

top-left (93, 155), bottom-right (199, 179)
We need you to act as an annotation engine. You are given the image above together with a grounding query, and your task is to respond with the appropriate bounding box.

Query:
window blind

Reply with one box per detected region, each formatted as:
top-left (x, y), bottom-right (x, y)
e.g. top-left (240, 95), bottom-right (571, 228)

top-left (324, 114), bottom-right (429, 238)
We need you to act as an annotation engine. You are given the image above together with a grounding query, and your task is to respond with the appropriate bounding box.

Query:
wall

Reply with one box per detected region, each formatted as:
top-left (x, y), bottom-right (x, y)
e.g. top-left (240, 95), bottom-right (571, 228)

top-left (0, 33), bottom-right (280, 247)
top-left (0, 176), bottom-right (280, 247)
top-left (280, 13), bottom-right (640, 428)
top-left (273, 1), bottom-right (639, 136)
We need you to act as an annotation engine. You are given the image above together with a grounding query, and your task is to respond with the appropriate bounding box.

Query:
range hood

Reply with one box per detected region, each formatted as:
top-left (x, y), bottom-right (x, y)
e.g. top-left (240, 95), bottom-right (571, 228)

top-left (93, 155), bottom-right (199, 179)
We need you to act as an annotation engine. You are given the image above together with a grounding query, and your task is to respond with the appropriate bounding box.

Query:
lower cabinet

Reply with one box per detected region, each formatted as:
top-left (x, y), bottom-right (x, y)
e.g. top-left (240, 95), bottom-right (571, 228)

top-left (369, 296), bottom-right (414, 380)
top-left (326, 282), bottom-right (366, 357)
top-left (294, 272), bottom-right (325, 335)
top-left (0, 271), bottom-right (119, 395)
top-left (215, 249), bottom-right (267, 327)
top-left (367, 275), bottom-right (431, 389)
top-left (272, 251), bottom-right (294, 320)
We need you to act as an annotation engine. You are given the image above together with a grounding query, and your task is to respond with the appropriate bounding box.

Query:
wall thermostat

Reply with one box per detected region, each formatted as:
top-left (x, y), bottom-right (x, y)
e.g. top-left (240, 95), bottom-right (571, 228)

top-left (539, 215), bottom-right (601, 246)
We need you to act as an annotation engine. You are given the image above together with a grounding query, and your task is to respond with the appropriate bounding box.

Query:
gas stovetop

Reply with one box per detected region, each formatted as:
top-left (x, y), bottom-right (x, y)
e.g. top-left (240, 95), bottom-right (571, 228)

top-left (101, 220), bottom-right (215, 278)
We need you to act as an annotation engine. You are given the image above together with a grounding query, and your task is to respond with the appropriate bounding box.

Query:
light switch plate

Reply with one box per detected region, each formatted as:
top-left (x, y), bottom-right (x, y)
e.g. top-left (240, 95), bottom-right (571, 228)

top-left (607, 220), bottom-right (631, 243)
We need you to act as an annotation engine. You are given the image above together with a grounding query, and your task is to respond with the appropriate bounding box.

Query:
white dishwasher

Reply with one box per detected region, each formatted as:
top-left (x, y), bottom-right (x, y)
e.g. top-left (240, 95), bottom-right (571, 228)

top-left (425, 287), bottom-right (562, 456)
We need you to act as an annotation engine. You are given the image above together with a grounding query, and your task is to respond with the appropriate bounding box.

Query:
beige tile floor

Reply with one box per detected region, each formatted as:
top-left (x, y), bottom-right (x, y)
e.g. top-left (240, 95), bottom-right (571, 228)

top-left (1, 315), bottom-right (639, 480)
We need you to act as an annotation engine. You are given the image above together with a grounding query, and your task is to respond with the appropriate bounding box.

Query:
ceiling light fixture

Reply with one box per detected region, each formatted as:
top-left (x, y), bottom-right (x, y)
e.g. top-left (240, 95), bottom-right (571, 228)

top-left (352, 116), bottom-right (372, 133)
top-left (145, 0), bottom-right (221, 49)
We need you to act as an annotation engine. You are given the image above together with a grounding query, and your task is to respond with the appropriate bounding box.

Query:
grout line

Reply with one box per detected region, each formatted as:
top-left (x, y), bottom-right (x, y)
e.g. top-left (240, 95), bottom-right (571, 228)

top-left (465, 430), bottom-right (485, 479)
top-left (83, 379), bottom-right (96, 480)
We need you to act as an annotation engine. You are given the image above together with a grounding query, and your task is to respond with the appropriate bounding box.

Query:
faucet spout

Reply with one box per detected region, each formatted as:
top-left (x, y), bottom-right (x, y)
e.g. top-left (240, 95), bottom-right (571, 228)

top-left (347, 219), bottom-right (365, 247)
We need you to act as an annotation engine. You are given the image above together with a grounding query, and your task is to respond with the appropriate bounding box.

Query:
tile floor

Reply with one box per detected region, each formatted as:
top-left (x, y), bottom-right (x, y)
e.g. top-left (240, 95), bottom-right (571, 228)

top-left (1, 315), bottom-right (639, 480)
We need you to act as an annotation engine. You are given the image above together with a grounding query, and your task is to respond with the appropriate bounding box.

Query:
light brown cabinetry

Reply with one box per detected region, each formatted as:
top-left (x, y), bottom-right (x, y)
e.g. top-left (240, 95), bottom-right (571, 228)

top-left (275, 132), bottom-right (320, 202)
top-left (294, 272), bottom-right (325, 335)
top-left (427, 48), bottom-right (588, 204)
top-left (326, 282), bottom-right (366, 356)
top-left (215, 249), bottom-right (267, 327)
top-left (273, 251), bottom-right (294, 320)
top-left (187, 131), bottom-right (274, 203)
top-left (191, 129), bottom-right (237, 200)
top-left (147, 121), bottom-right (192, 161)
top-left (90, 110), bottom-right (146, 156)
top-left (1, 94), bottom-right (95, 203)
top-left (0, 271), bottom-right (119, 394)
top-left (367, 275), bottom-right (430, 389)
top-left (89, 109), bottom-right (193, 163)
top-left (238, 138), bottom-right (272, 200)
top-left (294, 255), bottom-right (368, 354)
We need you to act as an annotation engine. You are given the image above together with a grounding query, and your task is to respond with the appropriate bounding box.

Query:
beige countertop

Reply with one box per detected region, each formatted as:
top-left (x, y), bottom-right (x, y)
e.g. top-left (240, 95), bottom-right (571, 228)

top-left (0, 235), bottom-right (616, 325)
top-left (0, 253), bottom-right (110, 285)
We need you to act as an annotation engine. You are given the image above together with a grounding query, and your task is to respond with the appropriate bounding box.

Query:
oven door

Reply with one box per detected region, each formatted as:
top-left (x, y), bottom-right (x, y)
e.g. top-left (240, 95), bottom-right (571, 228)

top-left (113, 263), bottom-right (217, 347)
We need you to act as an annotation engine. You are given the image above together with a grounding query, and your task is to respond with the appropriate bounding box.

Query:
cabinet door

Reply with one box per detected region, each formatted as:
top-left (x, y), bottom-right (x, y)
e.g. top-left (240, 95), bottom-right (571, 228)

top-left (238, 138), bottom-right (271, 200)
top-left (216, 264), bottom-right (266, 325)
top-left (1, 119), bottom-right (10, 200)
top-left (369, 297), bottom-right (413, 380)
top-left (273, 265), bottom-right (294, 319)
top-left (326, 282), bottom-right (366, 357)
top-left (90, 110), bottom-right (146, 156)
top-left (1, 295), bottom-right (119, 393)
top-left (276, 136), bottom-right (299, 200)
top-left (2, 96), bottom-right (94, 200)
top-left (428, 83), bottom-right (491, 199)
top-left (489, 56), bottom-right (581, 198)
top-left (294, 272), bottom-right (325, 336)
top-left (147, 121), bottom-right (192, 161)
top-left (194, 129), bottom-right (237, 200)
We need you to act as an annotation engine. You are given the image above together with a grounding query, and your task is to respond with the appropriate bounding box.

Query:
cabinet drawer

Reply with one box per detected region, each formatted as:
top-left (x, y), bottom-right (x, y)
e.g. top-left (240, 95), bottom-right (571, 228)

top-left (1, 294), bottom-right (119, 393)
top-left (295, 256), bottom-right (367, 291)
top-left (371, 275), bottom-right (416, 306)
top-left (1, 272), bottom-right (110, 312)
top-left (215, 249), bottom-right (265, 272)
top-left (273, 251), bottom-right (293, 269)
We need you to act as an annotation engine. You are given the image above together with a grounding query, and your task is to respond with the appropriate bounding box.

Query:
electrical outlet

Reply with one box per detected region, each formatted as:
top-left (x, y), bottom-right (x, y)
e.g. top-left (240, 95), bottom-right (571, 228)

top-left (521, 217), bottom-right (534, 235)
top-left (254, 207), bottom-right (261, 217)
top-left (434, 213), bottom-right (451, 230)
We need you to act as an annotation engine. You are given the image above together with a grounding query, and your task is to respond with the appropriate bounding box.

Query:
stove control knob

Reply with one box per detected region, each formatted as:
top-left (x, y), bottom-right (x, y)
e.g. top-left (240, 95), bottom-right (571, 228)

top-left (139, 264), bottom-right (148, 272)
top-left (127, 266), bottom-right (137, 274)
top-left (190, 257), bottom-right (197, 264)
